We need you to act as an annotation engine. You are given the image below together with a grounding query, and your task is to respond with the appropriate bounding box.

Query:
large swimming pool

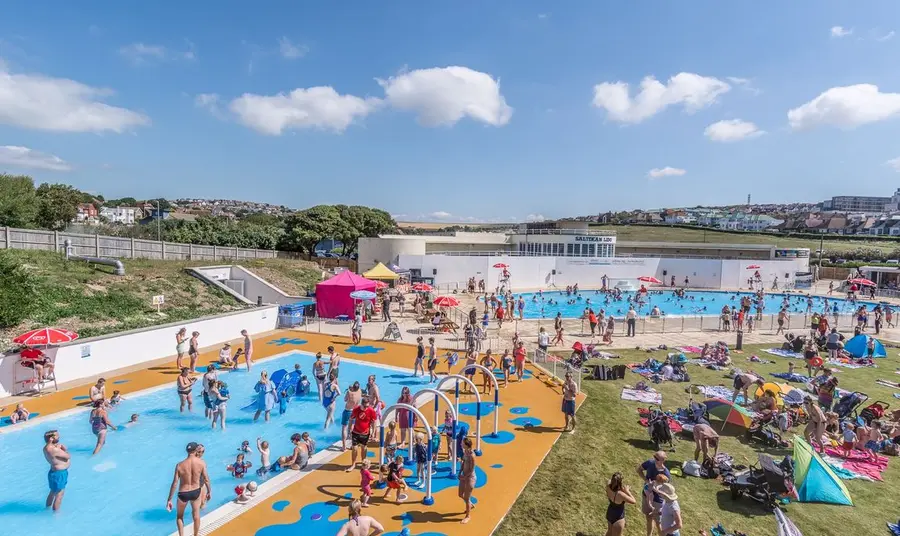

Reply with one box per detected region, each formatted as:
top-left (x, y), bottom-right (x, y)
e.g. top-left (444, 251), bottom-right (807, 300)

top-left (500, 290), bottom-right (879, 319)
top-left (0, 350), bottom-right (433, 536)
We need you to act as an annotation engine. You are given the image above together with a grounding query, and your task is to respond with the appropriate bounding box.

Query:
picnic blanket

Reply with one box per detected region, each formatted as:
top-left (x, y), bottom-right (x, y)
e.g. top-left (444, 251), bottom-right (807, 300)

top-left (822, 455), bottom-right (877, 482)
top-left (771, 372), bottom-right (812, 383)
top-left (678, 346), bottom-right (704, 354)
top-left (594, 351), bottom-right (620, 359)
top-left (764, 348), bottom-right (804, 359)
top-left (621, 388), bottom-right (662, 405)
top-left (637, 408), bottom-right (684, 432)
top-left (827, 359), bottom-right (875, 369)
top-left (688, 384), bottom-right (736, 401)
top-left (823, 448), bottom-right (888, 481)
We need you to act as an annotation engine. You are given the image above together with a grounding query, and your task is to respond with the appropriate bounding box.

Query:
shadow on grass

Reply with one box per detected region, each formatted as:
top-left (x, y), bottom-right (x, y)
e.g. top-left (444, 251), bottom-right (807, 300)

top-left (714, 488), bottom-right (776, 518)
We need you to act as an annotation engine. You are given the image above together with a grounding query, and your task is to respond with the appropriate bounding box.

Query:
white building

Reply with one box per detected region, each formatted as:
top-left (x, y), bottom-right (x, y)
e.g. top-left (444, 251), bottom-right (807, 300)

top-left (358, 222), bottom-right (809, 290)
top-left (100, 206), bottom-right (139, 225)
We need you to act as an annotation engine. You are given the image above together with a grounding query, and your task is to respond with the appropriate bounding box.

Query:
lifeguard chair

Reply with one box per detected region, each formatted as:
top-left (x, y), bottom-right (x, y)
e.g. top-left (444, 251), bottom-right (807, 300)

top-left (14, 354), bottom-right (58, 396)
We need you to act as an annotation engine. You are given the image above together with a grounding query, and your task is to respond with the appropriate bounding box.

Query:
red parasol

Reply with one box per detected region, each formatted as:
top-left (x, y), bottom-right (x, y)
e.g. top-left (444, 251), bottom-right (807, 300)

top-left (848, 278), bottom-right (875, 287)
top-left (493, 263), bottom-right (509, 269)
top-left (14, 327), bottom-right (79, 346)
top-left (746, 265), bottom-right (761, 270)
top-left (433, 295), bottom-right (460, 307)
top-left (637, 276), bottom-right (662, 284)
top-left (373, 281), bottom-right (389, 289)
top-left (412, 282), bottom-right (433, 292)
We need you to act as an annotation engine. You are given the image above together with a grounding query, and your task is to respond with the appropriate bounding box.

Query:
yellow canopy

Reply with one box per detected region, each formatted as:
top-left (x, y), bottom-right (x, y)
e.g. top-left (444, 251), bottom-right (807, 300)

top-left (363, 262), bottom-right (399, 280)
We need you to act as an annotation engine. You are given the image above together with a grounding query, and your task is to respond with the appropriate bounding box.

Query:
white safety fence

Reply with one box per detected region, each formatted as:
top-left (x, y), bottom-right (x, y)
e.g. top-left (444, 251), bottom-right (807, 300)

top-left (532, 347), bottom-right (583, 393)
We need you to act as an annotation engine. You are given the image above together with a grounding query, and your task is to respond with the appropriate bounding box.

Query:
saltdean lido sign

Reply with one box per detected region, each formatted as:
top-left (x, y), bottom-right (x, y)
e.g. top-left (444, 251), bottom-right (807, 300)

top-left (574, 235), bottom-right (616, 243)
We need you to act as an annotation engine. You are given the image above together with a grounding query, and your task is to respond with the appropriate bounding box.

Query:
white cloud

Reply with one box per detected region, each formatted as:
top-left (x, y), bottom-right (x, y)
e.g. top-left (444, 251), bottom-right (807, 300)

top-left (886, 157), bottom-right (900, 172)
top-left (0, 145), bottom-right (71, 171)
top-left (592, 72), bottom-right (731, 123)
top-left (0, 62), bottom-right (149, 133)
top-left (647, 167), bottom-right (686, 179)
top-left (119, 43), bottom-right (167, 64)
top-left (228, 87), bottom-right (381, 135)
top-left (876, 30), bottom-right (895, 42)
top-left (704, 119), bottom-right (764, 142)
top-left (194, 93), bottom-right (224, 119)
top-left (377, 66), bottom-right (513, 127)
top-left (430, 211), bottom-right (452, 219)
top-left (538, 13), bottom-right (549, 19)
top-left (831, 26), bottom-right (852, 38)
top-left (526, 214), bottom-right (546, 222)
top-left (788, 84), bottom-right (900, 130)
top-left (119, 42), bottom-right (196, 64)
top-left (278, 37), bottom-right (308, 59)
top-left (726, 76), bottom-right (761, 96)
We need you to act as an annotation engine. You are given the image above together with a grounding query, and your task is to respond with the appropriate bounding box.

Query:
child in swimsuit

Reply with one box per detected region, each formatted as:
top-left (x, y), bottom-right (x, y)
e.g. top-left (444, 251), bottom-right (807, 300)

top-left (427, 351), bottom-right (439, 382)
top-left (384, 455), bottom-right (407, 503)
top-left (359, 460), bottom-right (374, 507)
top-left (279, 391), bottom-right (289, 415)
top-left (442, 409), bottom-right (455, 458)
top-left (444, 352), bottom-right (459, 375)
top-left (228, 453), bottom-right (253, 478)
top-left (109, 391), bottom-right (123, 406)
top-left (384, 421), bottom-right (399, 460)
top-left (238, 440), bottom-right (253, 454)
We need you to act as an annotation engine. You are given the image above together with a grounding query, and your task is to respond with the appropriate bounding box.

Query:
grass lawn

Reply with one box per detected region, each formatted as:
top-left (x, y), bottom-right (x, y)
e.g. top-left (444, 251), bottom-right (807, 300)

top-left (495, 342), bottom-right (900, 536)
top-left (591, 225), bottom-right (900, 254)
top-left (0, 249), bottom-right (321, 347)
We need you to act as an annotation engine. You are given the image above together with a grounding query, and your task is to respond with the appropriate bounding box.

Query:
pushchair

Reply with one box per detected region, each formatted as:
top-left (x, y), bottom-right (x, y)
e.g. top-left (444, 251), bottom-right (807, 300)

top-left (745, 413), bottom-right (789, 448)
top-left (832, 391), bottom-right (868, 420)
top-left (859, 400), bottom-right (890, 425)
top-left (381, 321), bottom-right (402, 341)
top-left (647, 406), bottom-right (675, 451)
top-left (726, 453), bottom-right (795, 509)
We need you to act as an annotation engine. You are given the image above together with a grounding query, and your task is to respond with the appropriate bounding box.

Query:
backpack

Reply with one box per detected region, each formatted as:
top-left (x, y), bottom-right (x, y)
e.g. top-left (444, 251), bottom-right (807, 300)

top-left (700, 457), bottom-right (720, 479)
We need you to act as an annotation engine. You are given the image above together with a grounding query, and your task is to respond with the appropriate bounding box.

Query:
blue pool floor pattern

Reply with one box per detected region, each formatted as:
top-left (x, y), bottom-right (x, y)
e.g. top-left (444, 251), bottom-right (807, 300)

top-left (502, 289), bottom-right (879, 319)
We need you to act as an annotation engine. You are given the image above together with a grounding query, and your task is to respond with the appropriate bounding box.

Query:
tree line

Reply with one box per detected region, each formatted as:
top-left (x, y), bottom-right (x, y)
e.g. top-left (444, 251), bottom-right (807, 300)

top-left (0, 174), bottom-right (397, 254)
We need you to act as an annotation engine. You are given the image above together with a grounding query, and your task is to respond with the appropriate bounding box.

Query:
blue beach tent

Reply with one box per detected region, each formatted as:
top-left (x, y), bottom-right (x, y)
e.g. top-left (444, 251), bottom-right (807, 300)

top-left (792, 436), bottom-right (852, 506)
top-left (844, 334), bottom-right (886, 358)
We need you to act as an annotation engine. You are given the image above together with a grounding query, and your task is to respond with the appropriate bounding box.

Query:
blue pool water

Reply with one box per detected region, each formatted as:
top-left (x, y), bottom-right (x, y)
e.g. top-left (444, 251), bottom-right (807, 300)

top-left (0, 351), bottom-right (434, 536)
top-left (503, 290), bottom-right (879, 319)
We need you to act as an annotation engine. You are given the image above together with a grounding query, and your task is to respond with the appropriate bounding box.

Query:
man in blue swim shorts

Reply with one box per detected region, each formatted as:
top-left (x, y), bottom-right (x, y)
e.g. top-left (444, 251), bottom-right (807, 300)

top-left (562, 372), bottom-right (578, 434)
top-left (43, 429), bottom-right (71, 511)
top-left (341, 382), bottom-right (362, 451)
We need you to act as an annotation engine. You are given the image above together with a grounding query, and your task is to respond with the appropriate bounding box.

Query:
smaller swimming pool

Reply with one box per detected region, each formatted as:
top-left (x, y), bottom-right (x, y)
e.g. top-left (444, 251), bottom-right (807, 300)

top-left (498, 289), bottom-right (879, 319)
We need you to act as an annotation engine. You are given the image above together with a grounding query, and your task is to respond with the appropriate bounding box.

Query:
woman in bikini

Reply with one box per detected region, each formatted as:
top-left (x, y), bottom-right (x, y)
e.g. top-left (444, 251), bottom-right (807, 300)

top-left (188, 331), bottom-right (200, 373)
top-left (458, 437), bottom-right (477, 524)
top-left (210, 381), bottom-right (229, 430)
top-left (89, 399), bottom-right (116, 455)
top-left (323, 372), bottom-right (340, 429)
top-left (313, 353), bottom-right (328, 401)
top-left (177, 368), bottom-right (197, 413)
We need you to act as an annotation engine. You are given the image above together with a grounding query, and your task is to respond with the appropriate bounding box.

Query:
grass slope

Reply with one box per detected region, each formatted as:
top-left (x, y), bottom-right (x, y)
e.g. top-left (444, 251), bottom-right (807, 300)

top-left (496, 343), bottom-right (900, 536)
top-left (0, 250), bottom-right (321, 347)
top-left (592, 225), bottom-right (898, 254)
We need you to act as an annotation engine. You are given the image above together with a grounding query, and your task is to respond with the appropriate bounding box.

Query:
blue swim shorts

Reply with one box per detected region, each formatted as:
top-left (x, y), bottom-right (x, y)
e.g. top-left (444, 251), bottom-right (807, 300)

top-left (48, 469), bottom-right (68, 492)
top-left (562, 399), bottom-right (576, 416)
top-left (341, 408), bottom-right (353, 426)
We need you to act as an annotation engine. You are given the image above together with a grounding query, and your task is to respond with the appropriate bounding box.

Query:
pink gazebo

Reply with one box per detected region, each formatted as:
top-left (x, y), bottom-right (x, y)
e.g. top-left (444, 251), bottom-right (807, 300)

top-left (315, 271), bottom-right (377, 318)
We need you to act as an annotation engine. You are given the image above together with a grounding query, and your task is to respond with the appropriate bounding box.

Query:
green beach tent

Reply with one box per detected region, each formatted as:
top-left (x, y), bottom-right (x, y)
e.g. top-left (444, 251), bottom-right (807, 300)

top-left (792, 436), bottom-right (852, 506)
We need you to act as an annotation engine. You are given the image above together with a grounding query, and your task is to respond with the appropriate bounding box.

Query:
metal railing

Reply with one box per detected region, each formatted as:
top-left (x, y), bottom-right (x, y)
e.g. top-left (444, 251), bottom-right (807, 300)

top-left (532, 347), bottom-right (583, 393)
top-left (1, 226), bottom-right (278, 261)
top-left (520, 228), bottom-right (616, 236)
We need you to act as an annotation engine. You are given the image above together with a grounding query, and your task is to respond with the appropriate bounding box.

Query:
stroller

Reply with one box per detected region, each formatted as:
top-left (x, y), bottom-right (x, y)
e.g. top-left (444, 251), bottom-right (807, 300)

top-left (745, 413), bottom-right (789, 448)
top-left (859, 400), bottom-right (890, 425)
top-left (726, 453), bottom-right (795, 509)
top-left (647, 406), bottom-right (675, 451)
top-left (381, 321), bottom-right (402, 341)
top-left (832, 391), bottom-right (868, 420)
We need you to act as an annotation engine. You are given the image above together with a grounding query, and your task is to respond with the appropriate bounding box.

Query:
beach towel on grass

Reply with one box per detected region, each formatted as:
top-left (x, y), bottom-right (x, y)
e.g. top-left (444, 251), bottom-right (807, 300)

top-left (771, 372), bottom-right (812, 383)
top-left (827, 359), bottom-right (874, 369)
top-left (822, 455), bottom-right (877, 482)
top-left (764, 348), bottom-right (804, 359)
top-left (691, 385), bottom-right (735, 400)
top-left (823, 448), bottom-right (888, 481)
top-left (678, 346), bottom-right (704, 354)
top-left (621, 388), bottom-right (662, 405)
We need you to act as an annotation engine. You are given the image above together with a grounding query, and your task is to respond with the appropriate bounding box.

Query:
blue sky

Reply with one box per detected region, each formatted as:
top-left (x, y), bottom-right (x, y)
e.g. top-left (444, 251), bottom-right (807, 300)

top-left (2, 1), bottom-right (900, 222)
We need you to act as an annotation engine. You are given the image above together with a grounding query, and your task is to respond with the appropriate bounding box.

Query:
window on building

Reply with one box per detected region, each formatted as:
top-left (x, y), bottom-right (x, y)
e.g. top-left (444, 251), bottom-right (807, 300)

top-left (567, 243), bottom-right (574, 256)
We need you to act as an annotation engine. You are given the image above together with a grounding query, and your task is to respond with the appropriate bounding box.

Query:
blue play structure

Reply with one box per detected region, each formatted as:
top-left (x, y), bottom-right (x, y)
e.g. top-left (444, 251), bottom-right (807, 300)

top-left (240, 368), bottom-right (303, 411)
top-left (844, 334), bottom-right (886, 358)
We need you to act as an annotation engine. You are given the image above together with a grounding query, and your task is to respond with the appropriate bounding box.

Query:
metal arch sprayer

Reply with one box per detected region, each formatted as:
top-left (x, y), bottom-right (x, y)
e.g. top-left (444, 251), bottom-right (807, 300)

top-left (411, 387), bottom-right (460, 476)
top-left (379, 403), bottom-right (436, 505)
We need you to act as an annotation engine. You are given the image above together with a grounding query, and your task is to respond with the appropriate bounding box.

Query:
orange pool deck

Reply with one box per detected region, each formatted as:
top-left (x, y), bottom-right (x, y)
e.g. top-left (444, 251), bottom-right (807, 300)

top-left (0, 331), bottom-right (584, 536)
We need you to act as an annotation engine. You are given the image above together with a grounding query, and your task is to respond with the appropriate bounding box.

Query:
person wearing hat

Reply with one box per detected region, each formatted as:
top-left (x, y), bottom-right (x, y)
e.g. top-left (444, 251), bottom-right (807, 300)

top-left (636, 451), bottom-right (670, 536)
top-left (218, 343), bottom-right (233, 366)
top-left (655, 482), bottom-right (682, 536)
